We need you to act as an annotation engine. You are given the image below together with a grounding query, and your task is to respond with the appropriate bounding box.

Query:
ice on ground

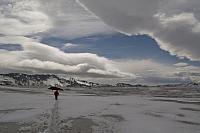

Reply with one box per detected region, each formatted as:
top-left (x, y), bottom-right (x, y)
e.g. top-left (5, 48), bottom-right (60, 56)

top-left (0, 86), bottom-right (200, 133)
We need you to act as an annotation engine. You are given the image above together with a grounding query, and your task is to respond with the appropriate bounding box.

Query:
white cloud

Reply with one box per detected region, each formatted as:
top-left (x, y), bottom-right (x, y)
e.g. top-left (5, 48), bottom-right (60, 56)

top-left (0, 0), bottom-right (52, 36)
top-left (0, 36), bottom-right (133, 78)
top-left (63, 43), bottom-right (78, 48)
top-left (60, 43), bottom-right (78, 51)
top-left (174, 62), bottom-right (189, 67)
top-left (78, 0), bottom-right (200, 61)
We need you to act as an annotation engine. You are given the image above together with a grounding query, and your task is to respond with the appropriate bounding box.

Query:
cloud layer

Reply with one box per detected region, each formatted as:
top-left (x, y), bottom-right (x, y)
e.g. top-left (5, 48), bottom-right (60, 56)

top-left (0, 36), bottom-right (134, 78)
top-left (78, 0), bottom-right (200, 61)
top-left (0, 0), bottom-right (114, 38)
top-left (0, 34), bottom-right (196, 83)
top-left (39, 0), bottom-right (115, 39)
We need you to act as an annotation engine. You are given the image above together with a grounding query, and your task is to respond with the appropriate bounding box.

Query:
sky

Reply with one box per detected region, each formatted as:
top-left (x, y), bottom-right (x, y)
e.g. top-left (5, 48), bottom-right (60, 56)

top-left (0, 0), bottom-right (200, 85)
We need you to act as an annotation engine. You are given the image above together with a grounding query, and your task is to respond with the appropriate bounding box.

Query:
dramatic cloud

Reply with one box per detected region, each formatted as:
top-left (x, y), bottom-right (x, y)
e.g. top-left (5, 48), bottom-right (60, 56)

top-left (0, 36), bottom-right (133, 78)
top-left (0, 0), bottom-right (199, 84)
top-left (0, 35), bottom-right (197, 83)
top-left (78, 0), bottom-right (200, 60)
top-left (0, 0), bottom-right (122, 78)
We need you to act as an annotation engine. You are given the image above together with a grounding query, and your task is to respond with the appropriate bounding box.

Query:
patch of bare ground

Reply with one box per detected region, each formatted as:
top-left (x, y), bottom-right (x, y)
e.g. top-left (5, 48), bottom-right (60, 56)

top-left (101, 114), bottom-right (125, 122)
top-left (151, 99), bottom-right (200, 105)
top-left (143, 112), bottom-right (163, 118)
top-left (176, 120), bottom-right (200, 125)
top-left (180, 107), bottom-right (200, 112)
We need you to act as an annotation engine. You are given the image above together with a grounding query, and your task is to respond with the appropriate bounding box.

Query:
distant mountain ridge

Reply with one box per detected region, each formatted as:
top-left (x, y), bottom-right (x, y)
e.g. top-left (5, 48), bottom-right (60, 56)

top-left (0, 73), bottom-right (100, 87)
top-left (0, 73), bottom-right (70, 87)
top-left (0, 73), bottom-right (199, 88)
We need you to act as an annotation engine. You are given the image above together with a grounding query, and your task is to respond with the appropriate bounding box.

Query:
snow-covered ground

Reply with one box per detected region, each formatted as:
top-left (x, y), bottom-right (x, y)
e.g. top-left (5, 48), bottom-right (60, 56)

top-left (0, 86), bottom-right (200, 133)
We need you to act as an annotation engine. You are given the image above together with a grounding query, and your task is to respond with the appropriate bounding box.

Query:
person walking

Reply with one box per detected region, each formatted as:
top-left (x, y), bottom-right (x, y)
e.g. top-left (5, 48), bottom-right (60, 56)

top-left (54, 90), bottom-right (59, 100)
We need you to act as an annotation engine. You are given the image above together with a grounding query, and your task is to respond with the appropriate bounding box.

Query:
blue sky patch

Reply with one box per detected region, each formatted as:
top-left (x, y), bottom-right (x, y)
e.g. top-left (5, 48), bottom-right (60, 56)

top-left (41, 33), bottom-right (200, 66)
top-left (0, 44), bottom-right (23, 51)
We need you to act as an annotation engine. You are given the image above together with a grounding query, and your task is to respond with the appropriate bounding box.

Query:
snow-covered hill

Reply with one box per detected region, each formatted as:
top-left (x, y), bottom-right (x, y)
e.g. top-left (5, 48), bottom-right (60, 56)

top-left (0, 73), bottom-right (70, 87)
top-left (0, 73), bottom-right (100, 87)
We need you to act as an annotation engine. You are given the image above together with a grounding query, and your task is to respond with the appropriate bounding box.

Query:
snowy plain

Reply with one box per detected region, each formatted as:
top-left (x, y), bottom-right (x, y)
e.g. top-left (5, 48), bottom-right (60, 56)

top-left (0, 86), bottom-right (200, 133)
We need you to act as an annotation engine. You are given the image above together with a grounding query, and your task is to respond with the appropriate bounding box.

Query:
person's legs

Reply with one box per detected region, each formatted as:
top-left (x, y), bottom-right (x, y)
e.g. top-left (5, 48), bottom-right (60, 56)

top-left (55, 95), bottom-right (58, 100)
